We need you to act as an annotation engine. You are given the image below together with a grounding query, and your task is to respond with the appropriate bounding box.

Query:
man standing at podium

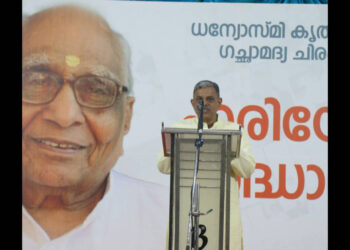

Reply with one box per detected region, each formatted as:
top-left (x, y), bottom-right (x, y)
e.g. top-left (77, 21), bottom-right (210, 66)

top-left (157, 80), bottom-right (256, 250)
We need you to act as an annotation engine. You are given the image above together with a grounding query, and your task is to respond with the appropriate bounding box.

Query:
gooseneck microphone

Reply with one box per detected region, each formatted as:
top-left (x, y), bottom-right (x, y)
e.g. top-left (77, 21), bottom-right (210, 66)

top-left (197, 99), bottom-right (204, 132)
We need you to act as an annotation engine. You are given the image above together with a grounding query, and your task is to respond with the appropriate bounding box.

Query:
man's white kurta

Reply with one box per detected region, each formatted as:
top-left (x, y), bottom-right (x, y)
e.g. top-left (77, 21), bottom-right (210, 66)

top-left (23, 170), bottom-right (169, 250)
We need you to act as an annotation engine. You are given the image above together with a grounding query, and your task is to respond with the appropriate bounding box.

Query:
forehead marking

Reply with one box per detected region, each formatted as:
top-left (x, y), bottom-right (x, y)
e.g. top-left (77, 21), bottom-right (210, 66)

top-left (65, 55), bottom-right (80, 68)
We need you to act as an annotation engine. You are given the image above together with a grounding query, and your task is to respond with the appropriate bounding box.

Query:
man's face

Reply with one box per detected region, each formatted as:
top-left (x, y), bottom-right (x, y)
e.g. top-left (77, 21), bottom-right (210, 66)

top-left (22, 10), bottom-right (134, 189)
top-left (191, 87), bottom-right (222, 125)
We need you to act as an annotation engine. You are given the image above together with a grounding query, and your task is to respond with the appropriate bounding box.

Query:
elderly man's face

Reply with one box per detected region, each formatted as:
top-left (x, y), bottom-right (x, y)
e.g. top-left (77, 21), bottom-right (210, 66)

top-left (22, 10), bottom-right (134, 189)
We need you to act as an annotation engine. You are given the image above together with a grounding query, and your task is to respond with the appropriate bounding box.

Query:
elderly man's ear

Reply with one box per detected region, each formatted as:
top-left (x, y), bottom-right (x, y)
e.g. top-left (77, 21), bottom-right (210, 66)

top-left (123, 96), bottom-right (135, 135)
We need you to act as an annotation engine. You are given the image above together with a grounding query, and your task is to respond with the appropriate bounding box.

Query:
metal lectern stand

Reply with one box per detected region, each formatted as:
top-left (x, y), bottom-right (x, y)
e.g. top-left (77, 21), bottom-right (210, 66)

top-left (161, 123), bottom-right (242, 250)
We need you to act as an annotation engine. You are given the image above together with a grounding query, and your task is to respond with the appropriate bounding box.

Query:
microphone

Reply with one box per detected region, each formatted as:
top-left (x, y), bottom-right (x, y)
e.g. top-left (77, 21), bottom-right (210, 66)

top-left (197, 99), bottom-right (204, 131)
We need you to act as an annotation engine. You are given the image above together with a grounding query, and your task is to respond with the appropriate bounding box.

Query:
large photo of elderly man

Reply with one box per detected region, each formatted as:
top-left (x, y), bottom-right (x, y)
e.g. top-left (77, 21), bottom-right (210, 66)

top-left (22, 5), bottom-right (168, 250)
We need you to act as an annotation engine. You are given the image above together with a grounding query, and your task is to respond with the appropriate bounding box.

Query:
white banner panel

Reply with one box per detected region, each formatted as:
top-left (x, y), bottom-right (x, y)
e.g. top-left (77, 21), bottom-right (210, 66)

top-left (23, 1), bottom-right (327, 249)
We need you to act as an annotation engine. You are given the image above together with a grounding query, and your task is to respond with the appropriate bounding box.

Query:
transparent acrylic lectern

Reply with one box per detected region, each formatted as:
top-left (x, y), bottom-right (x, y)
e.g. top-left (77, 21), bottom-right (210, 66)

top-left (161, 123), bottom-right (242, 250)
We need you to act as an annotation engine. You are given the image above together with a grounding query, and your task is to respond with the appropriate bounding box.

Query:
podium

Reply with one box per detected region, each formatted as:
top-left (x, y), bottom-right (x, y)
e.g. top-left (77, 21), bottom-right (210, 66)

top-left (161, 124), bottom-right (242, 250)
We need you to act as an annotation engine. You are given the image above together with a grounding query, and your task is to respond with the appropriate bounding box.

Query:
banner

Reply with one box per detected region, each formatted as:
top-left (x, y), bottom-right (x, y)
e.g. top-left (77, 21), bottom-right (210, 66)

top-left (23, 1), bottom-right (328, 249)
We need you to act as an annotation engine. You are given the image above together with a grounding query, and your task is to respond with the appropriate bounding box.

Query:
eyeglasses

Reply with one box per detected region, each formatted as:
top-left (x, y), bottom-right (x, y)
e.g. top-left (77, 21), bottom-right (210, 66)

top-left (22, 71), bottom-right (129, 109)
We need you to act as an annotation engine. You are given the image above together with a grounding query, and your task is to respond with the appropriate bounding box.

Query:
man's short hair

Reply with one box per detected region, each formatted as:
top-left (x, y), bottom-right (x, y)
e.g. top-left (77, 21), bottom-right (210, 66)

top-left (193, 80), bottom-right (220, 97)
top-left (111, 31), bottom-right (134, 97)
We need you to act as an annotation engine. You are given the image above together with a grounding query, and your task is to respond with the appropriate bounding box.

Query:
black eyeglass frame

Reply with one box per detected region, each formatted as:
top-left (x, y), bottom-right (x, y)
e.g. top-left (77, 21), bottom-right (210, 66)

top-left (22, 70), bottom-right (129, 109)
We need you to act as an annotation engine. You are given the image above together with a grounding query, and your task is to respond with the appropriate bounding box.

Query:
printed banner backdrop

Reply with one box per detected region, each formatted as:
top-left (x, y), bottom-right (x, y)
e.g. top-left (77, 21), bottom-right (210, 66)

top-left (23, 1), bottom-right (328, 249)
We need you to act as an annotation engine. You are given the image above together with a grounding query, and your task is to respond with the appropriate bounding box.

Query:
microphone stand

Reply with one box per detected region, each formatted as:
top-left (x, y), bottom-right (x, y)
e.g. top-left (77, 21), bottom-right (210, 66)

top-left (185, 99), bottom-right (204, 250)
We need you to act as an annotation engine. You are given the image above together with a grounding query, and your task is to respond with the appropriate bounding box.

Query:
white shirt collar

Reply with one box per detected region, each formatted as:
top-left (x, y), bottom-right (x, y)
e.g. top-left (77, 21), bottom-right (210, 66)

top-left (22, 173), bottom-right (114, 243)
